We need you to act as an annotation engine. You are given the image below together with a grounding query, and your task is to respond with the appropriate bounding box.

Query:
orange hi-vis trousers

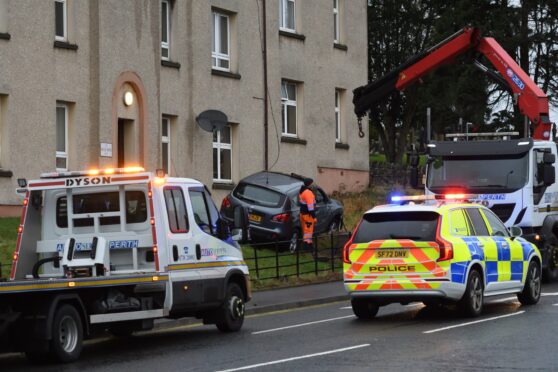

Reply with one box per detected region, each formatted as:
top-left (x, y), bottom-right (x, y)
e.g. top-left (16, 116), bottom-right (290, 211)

top-left (300, 213), bottom-right (316, 244)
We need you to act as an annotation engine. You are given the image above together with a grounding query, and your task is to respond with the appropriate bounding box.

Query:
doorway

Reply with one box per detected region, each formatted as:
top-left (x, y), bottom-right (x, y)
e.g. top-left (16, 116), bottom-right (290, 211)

top-left (117, 118), bottom-right (136, 167)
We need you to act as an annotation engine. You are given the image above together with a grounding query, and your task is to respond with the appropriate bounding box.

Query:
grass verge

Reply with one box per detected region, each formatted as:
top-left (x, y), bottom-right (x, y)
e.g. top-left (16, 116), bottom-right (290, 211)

top-left (0, 218), bottom-right (18, 277)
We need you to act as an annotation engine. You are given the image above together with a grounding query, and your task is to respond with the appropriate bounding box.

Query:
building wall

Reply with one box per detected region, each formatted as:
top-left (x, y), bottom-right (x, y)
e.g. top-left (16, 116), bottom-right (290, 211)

top-left (0, 0), bottom-right (368, 212)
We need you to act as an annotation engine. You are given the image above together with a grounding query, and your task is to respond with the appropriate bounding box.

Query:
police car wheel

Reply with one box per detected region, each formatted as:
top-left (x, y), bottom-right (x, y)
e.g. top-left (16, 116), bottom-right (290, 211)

top-left (216, 282), bottom-right (245, 332)
top-left (351, 298), bottom-right (379, 320)
top-left (49, 304), bottom-right (84, 363)
top-left (459, 269), bottom-right (483, 317)
top-left (518, 260), bottom-right (542, 305)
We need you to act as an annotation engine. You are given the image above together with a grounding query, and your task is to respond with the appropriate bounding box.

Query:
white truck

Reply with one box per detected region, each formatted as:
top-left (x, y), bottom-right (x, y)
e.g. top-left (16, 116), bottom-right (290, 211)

top-left (0, 167), bottom-right (251, 362)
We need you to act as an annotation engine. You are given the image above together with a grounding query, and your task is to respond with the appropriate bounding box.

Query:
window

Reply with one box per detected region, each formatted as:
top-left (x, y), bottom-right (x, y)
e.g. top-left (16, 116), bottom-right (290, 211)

top-left (212, 11), bottom-right (230, 71)
top-left (213, 125), bottom-right (232, 182)
top-left (335, 90), bottom-right (341, 142)
top-left (55, 0), bottom-right (67, 41)
top-left (164, 187), bottom-right (189, 233)
top-left (56, 191), bottom-right (148, 228)
top-left (353, 212), bottom-right (439, 243)
top-left (161, 0), bottom-right (170, 60)
top-left (233, 183), bottom-right (285, 208)
top-left (482, 209), bottom-right (509, 237)
top-left (56, 103), bottom-right (68, 171)
top-left (333, 0), bottom-right (339, 42)
top-left (279, 0), bottom-right (295, 32)
top-left (162, 116), bottom-right (170, 174)
top-left (449, 209), bottom-right (470, 236)
top-left (464, 208), bottom-right (490, 236)
top-left (189, 190), bottom-right (213, 235)
top-left (281, 81), bottom-right (297, 136)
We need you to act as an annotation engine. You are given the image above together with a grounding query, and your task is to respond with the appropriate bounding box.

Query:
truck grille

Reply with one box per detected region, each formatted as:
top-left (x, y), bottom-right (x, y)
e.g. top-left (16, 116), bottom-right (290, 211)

top-left (489, 203), bottom-right (515, 223)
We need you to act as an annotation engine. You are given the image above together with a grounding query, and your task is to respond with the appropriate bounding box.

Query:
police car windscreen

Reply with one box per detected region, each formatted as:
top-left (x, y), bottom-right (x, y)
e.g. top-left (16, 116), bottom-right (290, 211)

top-left (233, 183), bottom-right (284, 208)
top-left (353, 212), bottom-right (439, 243)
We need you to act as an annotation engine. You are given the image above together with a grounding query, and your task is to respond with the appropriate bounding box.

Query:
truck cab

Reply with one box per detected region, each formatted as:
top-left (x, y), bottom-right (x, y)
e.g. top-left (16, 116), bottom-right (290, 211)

top-left (1, 167), bottom-right (250, 362)
top-left (420, 138), bottom-right (558, 279)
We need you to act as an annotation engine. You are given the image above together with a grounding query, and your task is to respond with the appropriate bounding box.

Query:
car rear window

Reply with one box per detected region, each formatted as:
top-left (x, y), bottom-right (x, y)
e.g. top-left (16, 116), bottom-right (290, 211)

top-left (353, 211), bottom-right (439, 243)
top-left (233, 183), bottom-right (284, 208)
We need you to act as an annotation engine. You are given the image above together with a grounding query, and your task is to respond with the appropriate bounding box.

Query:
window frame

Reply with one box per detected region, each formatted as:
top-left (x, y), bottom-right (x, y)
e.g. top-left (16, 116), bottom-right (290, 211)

top-left (279, 0), bottom-right (296, 32)
top-left (333, 0), bottom-right (339, 43)
top-left (213, 125), bottom-right (233, 183)
top-left (161, 116), bottom-right (170, 175)
top-left (335, 89), bottom-right (341, 142)
top-left (161, 0), bottom-right (170, 60)
top-left (188, 188), bottom-right (214, 235)
top-left (163, 186), bottom-right (190, 234)
top-left (55, 0), bottom-right (67, 41)
top-left (212, 11), bottom-right (231, 72)
top-left (56, 102), bottom-right (68, 171)
top-left (281, 81), bottom-right (298, 137)
top-left (481, 209), bottom-right (510, 237)
top-left (464, 207), bottom-right (490, 236)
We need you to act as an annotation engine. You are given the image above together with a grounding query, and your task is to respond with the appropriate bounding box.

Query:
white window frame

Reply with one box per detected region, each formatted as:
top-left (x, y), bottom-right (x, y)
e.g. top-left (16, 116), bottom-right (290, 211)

top-left (55, 0), bottom-right (67, 41)
top-left (335, 89), bottom-right (341, 142)
top-left (212, 11), bottom-right (230, 72)
top-left (279, 0), bottom-right (296, 32)
top-left (162, 116), bottom-right (170, 174)
top-left (56, 103), bottom-right (68, 171)
top-left (281, 81), bottom-right (297, 137)
top-left (333, 0), bottom-right (340, 43)
top-left (161, 0), bottom-right (170, 60)
top-left (213, 125), bottom-right (232, 183)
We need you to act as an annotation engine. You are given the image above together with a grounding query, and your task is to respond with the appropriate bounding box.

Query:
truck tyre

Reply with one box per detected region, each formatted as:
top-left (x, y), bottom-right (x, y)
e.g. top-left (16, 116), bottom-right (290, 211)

top-left (518, 260), bottom-right (541, 305)
top-left (216, 282), bottom-right (245, 332)
top-left (543, 245), bottom-right (558, 282)
top-left (351, 298), bottom-right (379, 320)
top-left (459, 269), bottom-right (483, 317)
top-left (50, 304), bottom-right (84, 363)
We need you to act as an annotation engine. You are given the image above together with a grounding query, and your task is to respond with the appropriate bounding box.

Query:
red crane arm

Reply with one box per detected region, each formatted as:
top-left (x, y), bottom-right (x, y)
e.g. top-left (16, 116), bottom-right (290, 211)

top-left (353, 27), bottom-right (553, 140)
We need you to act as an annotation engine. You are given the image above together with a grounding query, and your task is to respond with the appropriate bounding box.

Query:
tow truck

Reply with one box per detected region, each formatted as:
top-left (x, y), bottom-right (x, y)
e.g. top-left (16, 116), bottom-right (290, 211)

top-left (352, 27), bottom-right (558, 280)
top-left (0, 167), bottom-right (251, 362)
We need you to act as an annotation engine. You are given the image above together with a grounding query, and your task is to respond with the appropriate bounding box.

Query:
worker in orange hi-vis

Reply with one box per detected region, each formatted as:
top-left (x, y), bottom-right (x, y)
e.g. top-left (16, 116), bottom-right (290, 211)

top-left (299, 178), bottom-right (317, 254)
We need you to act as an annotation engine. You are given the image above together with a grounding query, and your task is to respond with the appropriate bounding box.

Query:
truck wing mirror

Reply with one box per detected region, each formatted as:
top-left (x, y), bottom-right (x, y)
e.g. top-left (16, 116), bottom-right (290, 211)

top-left (544, 152), bottom-right (555, 164)
top-left (543, 164), bottom-right (555, 186)
top-left (233, 206), bottom-right (250, 243)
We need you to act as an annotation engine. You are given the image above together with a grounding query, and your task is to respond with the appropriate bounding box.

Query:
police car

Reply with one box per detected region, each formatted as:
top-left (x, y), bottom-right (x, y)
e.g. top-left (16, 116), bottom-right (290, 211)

top-left (343, 194), bottom-right (542, 318)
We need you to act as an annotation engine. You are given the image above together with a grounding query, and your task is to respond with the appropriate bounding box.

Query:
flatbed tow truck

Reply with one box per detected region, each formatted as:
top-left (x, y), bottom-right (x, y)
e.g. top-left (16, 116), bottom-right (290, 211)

top-left (0, 167), bottom-right (250, 362)
top-left (353, 27), bottom-right (558, 280)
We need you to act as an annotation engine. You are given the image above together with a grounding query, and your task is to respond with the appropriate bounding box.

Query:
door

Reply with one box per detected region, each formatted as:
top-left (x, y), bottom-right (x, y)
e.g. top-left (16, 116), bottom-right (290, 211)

top-left (163, 186), bottom-right (202, 311)
top-left (314, 188), bottom-right (329, 233)
top-left (481, 208), bottom-right (524, 290)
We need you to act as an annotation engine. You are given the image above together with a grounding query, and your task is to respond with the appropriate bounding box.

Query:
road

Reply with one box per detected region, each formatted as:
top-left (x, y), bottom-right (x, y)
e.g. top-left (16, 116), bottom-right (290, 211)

top-left (3, 283), bottom-right (558, 371)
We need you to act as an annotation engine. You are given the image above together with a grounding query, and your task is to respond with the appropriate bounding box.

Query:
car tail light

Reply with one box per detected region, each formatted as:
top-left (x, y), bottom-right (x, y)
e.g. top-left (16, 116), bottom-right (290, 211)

top-left (436, 217), bottom-right (453, 261)
top-left (221, 195), bottom-right (231, 209)
top-left (271, 213), bottom-right (290, 223)
top-left (343, 219), bottom-right (362, 264)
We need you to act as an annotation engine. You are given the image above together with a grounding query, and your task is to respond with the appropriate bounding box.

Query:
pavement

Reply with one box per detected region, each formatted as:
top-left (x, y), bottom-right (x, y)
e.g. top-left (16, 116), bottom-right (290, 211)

top-left (154, 280), bottom-right (349, 330)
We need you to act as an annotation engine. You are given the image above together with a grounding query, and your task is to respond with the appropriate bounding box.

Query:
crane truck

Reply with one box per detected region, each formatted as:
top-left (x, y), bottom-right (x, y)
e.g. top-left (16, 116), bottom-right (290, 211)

top-left (0, 167), bottom-right (251, 362)
top-left (353, 27), bottom-right (558, 281)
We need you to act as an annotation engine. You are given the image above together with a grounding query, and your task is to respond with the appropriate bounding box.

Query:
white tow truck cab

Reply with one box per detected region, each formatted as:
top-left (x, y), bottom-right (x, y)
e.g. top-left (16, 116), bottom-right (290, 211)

top-left (412, 135), bottom-right (558, 280)
top-left (0, 167), bottom-right (251, 362)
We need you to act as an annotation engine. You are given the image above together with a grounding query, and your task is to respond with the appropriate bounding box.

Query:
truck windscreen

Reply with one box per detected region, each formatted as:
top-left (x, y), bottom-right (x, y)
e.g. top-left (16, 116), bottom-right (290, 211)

top-left (427, 154), bottom-right (529, 193)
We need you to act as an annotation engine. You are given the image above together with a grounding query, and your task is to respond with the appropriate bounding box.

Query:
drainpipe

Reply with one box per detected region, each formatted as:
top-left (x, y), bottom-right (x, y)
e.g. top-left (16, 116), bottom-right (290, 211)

top-left (262, 0), bottom-right (269, 170)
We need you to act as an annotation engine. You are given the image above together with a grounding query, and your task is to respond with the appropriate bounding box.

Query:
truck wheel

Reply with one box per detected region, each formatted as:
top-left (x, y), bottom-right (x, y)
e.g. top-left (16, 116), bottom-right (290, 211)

top-left (216, 282), bottom-right (245, 332)
top-left (518, 260), bottom-right (541, 305)
top-left (351, 298), bottom-right (379, 320)
top-left (543, 246), bottom-right (558, 282)
top-left (50, 304), bottom-right (84, 363)
top-left (459, 269), bottom-right (483, 317)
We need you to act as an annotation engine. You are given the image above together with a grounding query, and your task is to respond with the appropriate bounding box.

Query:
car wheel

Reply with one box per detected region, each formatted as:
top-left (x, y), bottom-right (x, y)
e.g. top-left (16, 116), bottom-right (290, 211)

top-left (459, 269), bottom-right (483, 317)
top-left (216, 282), bottom-right (245, 332)
top-left (49, 304), bottom-right (84, 363)
top-left (543, 245), bottom-right (558, 282)
top-left (351, 298), bottom-right (379, 320)
top-left (289, 229), bottom-right (300, 253)
top-left (518, 260), bottom-right (541, 305)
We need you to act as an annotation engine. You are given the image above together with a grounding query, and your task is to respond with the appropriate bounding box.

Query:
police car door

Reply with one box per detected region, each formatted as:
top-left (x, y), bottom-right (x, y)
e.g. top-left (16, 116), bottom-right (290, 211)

top-left (187, 187), bottom-right (231, 304)
top-left (481, 208), bottom-right (524, 291)
top-left (162, 186), bottom-right (202, 312)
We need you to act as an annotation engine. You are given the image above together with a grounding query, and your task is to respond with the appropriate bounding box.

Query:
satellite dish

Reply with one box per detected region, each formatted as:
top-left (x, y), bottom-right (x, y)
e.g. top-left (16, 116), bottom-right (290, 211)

top-left (196, 110), bottom-right (228, 132)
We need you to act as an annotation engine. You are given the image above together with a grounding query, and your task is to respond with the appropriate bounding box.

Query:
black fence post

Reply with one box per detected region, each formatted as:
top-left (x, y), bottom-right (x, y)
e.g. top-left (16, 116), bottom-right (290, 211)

top-left (314, 236), bottom-right (318, 275)
top-left (296, 241), bottom-right (300, 277)
top-left (275, 239), bottom-right (279, 279)
top-left (330, 232), bottom-right (335, 272)
top-left (254, 245), bottom-right (259, 278)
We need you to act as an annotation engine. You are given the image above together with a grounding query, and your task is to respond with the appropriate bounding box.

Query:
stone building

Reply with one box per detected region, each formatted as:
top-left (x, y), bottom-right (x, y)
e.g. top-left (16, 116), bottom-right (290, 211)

top-left (0, 0), bottom-right (368, 215)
